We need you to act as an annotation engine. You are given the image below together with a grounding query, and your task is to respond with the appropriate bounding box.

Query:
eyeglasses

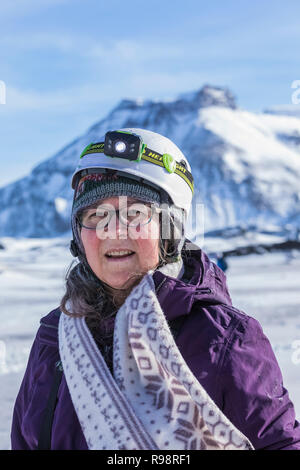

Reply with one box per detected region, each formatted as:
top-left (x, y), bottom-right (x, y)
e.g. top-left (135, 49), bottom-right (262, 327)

top-left (78, 202), bottom-right (160, 230)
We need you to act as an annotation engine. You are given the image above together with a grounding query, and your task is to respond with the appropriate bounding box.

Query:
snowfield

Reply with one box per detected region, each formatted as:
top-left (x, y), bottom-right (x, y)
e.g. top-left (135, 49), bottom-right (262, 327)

top-left (0, 236), bottom-right (299, 450)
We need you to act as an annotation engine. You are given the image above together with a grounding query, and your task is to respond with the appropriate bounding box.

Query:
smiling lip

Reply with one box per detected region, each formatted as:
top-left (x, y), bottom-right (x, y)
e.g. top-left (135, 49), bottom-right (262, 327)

top-left (105, 249), bottom-right (136, 260)
top-left (105, 253), bottom-right (136, 262)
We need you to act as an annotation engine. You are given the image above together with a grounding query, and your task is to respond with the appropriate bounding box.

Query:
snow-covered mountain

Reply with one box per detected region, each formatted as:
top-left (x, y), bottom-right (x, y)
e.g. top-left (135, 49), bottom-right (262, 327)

top-left (1, 84), bottom-right (300, 238)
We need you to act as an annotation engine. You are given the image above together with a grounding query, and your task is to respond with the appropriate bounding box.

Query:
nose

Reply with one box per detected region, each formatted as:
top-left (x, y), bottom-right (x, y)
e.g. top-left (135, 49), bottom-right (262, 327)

top-left (106, 211), bottom-right (128, 239)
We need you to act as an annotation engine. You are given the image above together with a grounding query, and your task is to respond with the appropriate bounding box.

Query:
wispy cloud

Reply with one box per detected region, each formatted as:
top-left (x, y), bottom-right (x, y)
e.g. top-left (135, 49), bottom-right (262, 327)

top-left (1, 32), bottom-right (76, 52)
top-left (4, 83), bottom-right (110, 112)
top-left (88, 39), bottom-right (184, 62)
top-left (2, 31), bottom-right (185, 63)
top-left (0, 0), bottom-right (70, 20)
top-left (3, 69), bottom-right (209, 114)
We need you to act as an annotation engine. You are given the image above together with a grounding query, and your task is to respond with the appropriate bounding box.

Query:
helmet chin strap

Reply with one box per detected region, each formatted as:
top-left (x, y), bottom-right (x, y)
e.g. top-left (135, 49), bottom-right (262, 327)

top-left (69, 239), bottom-right (79, 258)
top-left (70, 213), bottom-right (87, 259)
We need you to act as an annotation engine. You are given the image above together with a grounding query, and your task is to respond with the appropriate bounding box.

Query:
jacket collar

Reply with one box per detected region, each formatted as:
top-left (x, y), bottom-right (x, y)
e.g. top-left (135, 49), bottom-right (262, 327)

top-left (153, 239), bottom-right (232, 323)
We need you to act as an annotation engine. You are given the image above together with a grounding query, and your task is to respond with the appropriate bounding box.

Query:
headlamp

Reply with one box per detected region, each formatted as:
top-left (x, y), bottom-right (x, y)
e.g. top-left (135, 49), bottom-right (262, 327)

top-left (78, 130), bottom-right (194, 194)
top-left (104, 131), bottom-right (146, 162)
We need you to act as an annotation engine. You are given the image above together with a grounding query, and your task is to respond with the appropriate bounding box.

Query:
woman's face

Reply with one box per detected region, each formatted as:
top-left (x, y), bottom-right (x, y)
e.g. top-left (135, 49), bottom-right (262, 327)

top-left (80, 196), bottom-right (161, 289)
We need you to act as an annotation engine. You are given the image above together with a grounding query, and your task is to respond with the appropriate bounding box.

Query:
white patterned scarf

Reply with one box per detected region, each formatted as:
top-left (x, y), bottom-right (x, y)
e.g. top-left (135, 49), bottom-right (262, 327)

top-left (58, 263), bottom-right (253, 450)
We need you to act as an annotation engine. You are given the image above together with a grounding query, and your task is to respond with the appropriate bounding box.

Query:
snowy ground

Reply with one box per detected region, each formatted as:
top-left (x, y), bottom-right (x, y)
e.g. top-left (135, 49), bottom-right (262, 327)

top-left (0, 236), bottom-right (299, 450)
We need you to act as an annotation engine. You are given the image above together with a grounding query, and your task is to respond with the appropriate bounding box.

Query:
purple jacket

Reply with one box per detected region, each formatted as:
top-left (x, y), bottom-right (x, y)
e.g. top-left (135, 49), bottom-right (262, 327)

top-left (11, 245), bottom-right (300, 450)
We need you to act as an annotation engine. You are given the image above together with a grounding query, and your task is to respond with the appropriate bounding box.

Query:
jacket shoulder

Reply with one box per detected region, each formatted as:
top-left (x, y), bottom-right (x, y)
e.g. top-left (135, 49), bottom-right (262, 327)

top-left (40, 306), bottom-right (61, 326)
top-left (219, 307), bottom-right (300, 449)
top-left (37, 306), bottom-right (61, 347)
top-left (189, 300), bottom-right (252, 345)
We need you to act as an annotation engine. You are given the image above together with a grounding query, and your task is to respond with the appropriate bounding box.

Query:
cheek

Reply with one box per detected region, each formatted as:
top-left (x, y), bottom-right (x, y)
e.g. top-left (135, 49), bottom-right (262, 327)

top-left (134, 238), bottom-right (160, 269)
top-left (80, 229), bottom-right (101, 264)
top-left (131, 221), bottom-right (160, 264)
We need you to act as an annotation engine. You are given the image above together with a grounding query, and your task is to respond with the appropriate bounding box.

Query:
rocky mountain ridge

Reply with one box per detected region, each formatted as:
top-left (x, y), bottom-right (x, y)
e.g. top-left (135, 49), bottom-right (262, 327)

top-left (1, 84), bottom-right (300, 238)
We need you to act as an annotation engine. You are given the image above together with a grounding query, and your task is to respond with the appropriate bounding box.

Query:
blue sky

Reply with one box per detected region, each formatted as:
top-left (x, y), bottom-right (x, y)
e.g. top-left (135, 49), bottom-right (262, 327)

top-left (0, 0), bottom-right (300, 187)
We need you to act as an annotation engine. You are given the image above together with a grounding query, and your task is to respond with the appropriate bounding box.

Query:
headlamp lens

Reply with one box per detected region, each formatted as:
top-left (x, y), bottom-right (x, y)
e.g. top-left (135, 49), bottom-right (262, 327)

top-left (114, 141), bottom-right (126, 153)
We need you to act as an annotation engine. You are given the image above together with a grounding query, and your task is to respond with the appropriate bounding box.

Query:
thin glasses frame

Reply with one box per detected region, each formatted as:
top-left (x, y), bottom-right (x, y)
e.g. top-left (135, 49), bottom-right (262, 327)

top-left (78, 202), bottom-right (161, 230)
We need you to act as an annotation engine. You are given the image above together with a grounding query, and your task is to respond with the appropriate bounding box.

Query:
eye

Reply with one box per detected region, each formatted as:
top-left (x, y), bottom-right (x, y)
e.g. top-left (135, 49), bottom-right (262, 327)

top-left (96, 208), bottom-right (110, 219)
top-left (82, 209), bottom-right (109, 225)
top-left (84, 211), bottom-right (100, 221)
top-left (127, 203), bottom-right (148, 218)
top-left (127, 203), bottom-right (149, 214)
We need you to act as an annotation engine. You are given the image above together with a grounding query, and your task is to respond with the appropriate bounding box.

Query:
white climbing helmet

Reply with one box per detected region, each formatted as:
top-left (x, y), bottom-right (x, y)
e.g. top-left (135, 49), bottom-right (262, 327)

top-left (71, 128), bottom-right (194, 218)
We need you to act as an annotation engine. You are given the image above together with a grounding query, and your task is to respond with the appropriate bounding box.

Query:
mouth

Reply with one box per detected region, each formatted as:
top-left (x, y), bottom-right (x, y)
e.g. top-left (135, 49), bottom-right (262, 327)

top-left (105, 249), bottom-right (136, 261)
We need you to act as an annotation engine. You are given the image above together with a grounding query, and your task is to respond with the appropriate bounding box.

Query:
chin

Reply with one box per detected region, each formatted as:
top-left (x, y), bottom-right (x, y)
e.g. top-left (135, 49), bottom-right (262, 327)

top-left (103, 275), bottom-right (136, 290)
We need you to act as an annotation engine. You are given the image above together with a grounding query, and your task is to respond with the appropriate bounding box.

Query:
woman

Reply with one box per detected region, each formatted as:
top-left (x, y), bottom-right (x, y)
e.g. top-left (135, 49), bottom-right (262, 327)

top-left (11, 129), bottom-right (300, 450)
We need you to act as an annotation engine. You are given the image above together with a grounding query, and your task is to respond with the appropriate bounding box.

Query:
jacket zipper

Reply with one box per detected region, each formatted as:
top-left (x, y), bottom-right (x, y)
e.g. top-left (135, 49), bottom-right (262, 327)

top-left (155, 278), bottom-right (211, 295)
top-left (40, 322), bottom-right (59, 330)
top-left (155, 278), bottom-right (167, 294)
top-left (196, 288), bottom-right (212, 294)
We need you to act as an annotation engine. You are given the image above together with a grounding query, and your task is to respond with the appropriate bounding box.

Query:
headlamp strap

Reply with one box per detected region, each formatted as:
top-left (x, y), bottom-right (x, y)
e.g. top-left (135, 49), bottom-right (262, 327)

top-left (80, 142), bottom-right (194, 194)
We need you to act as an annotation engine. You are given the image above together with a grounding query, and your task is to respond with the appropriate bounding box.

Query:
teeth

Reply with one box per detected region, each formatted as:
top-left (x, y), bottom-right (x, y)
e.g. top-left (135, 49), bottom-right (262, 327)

top-left (106, 250), bottom-right (134, 257)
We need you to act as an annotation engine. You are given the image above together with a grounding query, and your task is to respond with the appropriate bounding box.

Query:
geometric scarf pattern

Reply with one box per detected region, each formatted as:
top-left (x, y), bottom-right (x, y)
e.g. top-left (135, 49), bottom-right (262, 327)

top-left (58, 272), bottom-right (254, 450)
